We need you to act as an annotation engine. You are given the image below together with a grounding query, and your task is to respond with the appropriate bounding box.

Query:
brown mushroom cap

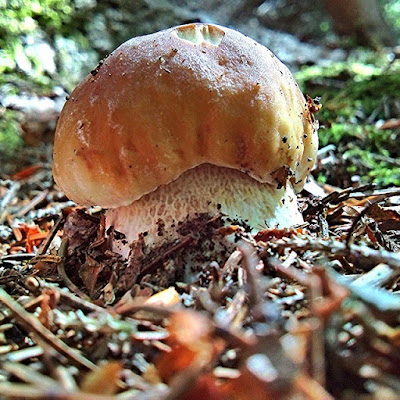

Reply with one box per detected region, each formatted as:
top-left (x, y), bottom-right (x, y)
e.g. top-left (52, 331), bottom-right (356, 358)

top-left (53, 23), bottom-right (318, 209)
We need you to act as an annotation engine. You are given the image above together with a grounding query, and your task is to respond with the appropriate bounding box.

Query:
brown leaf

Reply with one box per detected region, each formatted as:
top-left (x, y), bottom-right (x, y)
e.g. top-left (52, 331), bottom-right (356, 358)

top-left (79, 254), bottom-right (103, 296)
top-left (81, 361), bottom-right (122, 395)
top-left (63, 210), bottom-right (99, 253)
top-left (144, 287), bottom-right (181, 308)
top-left (366, 203), bottom-right (400, 224)
top-left (156, 311), bottom-right (223, 382)
top-left (181, 373), bottom-right (226, 400)
top-left (11, 164), bottom-right (42, 181)
top-left (379, 118), bottom-right (400, 130)
top-left (254, 228), bottom-right (304, 243)
top-left (156, 343), bottom-right (198, 382)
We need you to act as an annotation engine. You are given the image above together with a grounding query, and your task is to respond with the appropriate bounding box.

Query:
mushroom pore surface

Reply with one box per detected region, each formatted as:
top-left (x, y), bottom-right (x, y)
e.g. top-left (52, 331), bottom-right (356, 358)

top-left (53, 23), bottom-right (318, 248)
top-left (106, 163), bottom-right (302, 251)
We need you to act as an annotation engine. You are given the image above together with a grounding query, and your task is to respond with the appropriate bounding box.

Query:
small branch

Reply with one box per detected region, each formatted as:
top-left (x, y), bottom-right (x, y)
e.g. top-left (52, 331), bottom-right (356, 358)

top-left (36, 214), bottom-right (64, 256)
top-left (138, 235), bottom-right (195, 279)
top-left (236, 239), bottom-right (265, 316)
top-left (0, 181), bottom-right (21, 219)
top-left (0, 287), bottom-right (96, 371)
top-left (38, 279), bottom-right (106, 314)
top-left (16, 190), bottom-right (49, 218)
top-left (3, 362), bottom-right (59, 389)
top-left (269, 237), bottom-right (400, 271)
top-left (0, 383), bottom-right (117, 400)
top-left (352, 263), bottom-right (399, 288)
top-left (57, 238), bottom-right (90, 301)
top-left (346, 189), bottom-right (400, 246)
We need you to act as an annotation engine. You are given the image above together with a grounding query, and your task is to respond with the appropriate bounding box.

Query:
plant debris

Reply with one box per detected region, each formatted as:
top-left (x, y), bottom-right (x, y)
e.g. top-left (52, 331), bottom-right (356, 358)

top-left (0, 161), bottom-right (399, 400)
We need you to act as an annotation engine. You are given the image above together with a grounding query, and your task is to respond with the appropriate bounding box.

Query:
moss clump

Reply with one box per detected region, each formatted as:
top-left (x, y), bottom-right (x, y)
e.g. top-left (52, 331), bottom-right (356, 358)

top-left (0, 110), bottom-right (23, 156)
top-left (296, 53), bottom-right (400, 187)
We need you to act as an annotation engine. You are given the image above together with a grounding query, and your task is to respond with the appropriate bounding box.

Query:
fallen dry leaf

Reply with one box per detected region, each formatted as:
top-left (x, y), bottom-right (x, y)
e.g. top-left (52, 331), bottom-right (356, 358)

top-left (81, 361), bottom-right (122, 395)
top-left (144, 286), bottom-right (181, 308)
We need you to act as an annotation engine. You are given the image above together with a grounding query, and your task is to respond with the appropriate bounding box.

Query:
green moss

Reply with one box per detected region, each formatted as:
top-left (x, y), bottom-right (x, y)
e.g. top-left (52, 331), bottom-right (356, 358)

top-left (0, 110), bottom-right (23, 155)
top-left (296, 54), bottom-right (400, 187)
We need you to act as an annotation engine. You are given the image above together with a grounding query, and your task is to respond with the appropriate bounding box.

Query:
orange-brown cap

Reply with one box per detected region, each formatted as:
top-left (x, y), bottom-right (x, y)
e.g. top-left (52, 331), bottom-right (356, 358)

top-left (53, 23), bottom-right (318, 208)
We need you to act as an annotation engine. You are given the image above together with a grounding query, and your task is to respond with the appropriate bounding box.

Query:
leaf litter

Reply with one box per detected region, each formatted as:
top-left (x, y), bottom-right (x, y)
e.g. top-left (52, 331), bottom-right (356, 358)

top-left (0, 161), bottom-right (399, 399)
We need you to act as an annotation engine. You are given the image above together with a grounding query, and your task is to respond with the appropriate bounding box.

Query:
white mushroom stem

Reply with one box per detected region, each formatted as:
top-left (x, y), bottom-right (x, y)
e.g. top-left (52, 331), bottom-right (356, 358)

top-left (106, 164), bottom-right (303, 255)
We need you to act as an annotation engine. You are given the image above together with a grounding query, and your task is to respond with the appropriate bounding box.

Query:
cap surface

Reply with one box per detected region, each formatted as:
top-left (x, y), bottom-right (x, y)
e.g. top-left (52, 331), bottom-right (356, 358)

top-left (53, 23), bottom-right (318, 207)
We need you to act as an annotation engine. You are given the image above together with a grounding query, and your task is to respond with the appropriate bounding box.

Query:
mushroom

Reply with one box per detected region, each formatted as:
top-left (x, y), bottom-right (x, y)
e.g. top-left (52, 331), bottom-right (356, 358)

top-left (53, 23), bottom-right (318, 254)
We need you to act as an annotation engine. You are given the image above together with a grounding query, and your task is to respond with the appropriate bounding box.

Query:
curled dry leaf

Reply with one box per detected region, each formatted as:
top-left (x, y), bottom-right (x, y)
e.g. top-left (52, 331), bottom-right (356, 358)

top-left (181, 373), bottom-right (225, 400)
top-left (80, 361), bottom-right (122, 395)
top-left (10, 164), bottom-right (43, 181)
top-left (79, 254), bottom-right (103, 297)
top-left (254, 228), bottom-right (305, 243)
top-left (156, 310), bottom-right (224, 382)
top-left (133, 287), bottom-right (181, 320)
top-left (144, 287), bottom-right (181, 308)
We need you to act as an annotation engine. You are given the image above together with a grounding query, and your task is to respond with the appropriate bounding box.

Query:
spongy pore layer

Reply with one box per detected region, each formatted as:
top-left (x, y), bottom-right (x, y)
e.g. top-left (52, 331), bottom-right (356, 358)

top-left (106, 164), bottom-right (303, 251)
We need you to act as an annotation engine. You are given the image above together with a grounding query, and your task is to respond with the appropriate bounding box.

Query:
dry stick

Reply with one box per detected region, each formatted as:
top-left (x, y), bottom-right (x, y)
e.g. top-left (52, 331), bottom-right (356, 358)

top-left (303, 183), bottom-right (376, 217)
top-left (346, 188), bottom-right (400, 247)
top-left (0, 253), bottom-right (36, 262)
top-left (236, 239), bottom-right (264, 316)
top-left (138, 235), bottom-right (195, 279)
top-left (0, 181), bottom-right (21, 220)
top-left (16, 190), bottom-right (49, 218)
top-left (270, 238), bottom-right (400, 271)
top-left (115, 303), bottom-right (254, 349)
top-left (3, 362), bottom-right (59, 389)
top-left (0, 287), bottom-right (96, 371)
top-left (0, 384), bottom-right (116, 400)
top-left (352, 263), bottom-right (399, 288)
top-left (3, 346), bottom-right (44, 363)
top-left (269, 258), bottom-right (326, 385)
top-left (38, 279), bottom-right (106, 315)
top-left (115, 303), bottom-right (173, 318)
top-left (57, 238), bottom-right (91, 301)
top-left (36, 214), bottom-right (65, 256)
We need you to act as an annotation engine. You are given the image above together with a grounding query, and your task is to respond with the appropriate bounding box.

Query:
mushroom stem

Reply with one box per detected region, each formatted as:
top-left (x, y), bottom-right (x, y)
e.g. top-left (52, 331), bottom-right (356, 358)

top-left (106, 164), bottom-right (303, 255)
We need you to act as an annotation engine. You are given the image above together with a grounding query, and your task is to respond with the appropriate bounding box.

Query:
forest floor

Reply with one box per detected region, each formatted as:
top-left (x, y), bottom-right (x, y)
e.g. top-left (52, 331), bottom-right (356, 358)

top-left (1, 3), bottom-right (400, 399)
top-left (0, 137), bottom-right (400, 399)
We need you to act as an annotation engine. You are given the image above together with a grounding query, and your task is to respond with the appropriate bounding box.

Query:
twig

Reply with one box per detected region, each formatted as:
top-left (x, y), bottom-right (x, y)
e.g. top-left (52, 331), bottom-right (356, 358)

top-left (38, 279), bottom-right (106, 314)
top-left (0, 383), bottom-right (118, 400)
top-left (16, 190), bottom-right (49, 218)
top-left (303, 183), bottom-right (376, 218)
top-left (346, 189), bottom-right (400, 246)
top-left (236, 239), bottom-right (265, 317)
top-left (352, 263), bottom-right (399, 288)
top-left (0, 287), bottom-right (96, 370)
top-left (3, 362), bottom-right (59, 389)
top-left (36, 214), bottom-right (64, 256)
top-left (269, 237), bottom-right (400, 271)
top-left (0, 181), bottom-right (21, 219)
top-left (138, 235), bottom-right (195, 279)
top-left (1, 253), bottom-right (36, 261)
top-left (1, 346), bottom-right (43, 363)
top-left (57, 238), bottom-right (90, 301)
top-left (114, 303), bottom-right (174, 318)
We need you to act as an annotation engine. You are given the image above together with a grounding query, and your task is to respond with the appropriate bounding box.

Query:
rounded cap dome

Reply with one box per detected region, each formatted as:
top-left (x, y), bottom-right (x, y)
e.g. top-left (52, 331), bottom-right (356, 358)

top-left (53, 23), bottom-right (318, 208)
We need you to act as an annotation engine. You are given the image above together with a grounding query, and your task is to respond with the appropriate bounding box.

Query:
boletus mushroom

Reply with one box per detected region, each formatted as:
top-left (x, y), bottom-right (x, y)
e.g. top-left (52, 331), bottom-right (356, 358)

top-left (53, 23), bottom-right (318, 253)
